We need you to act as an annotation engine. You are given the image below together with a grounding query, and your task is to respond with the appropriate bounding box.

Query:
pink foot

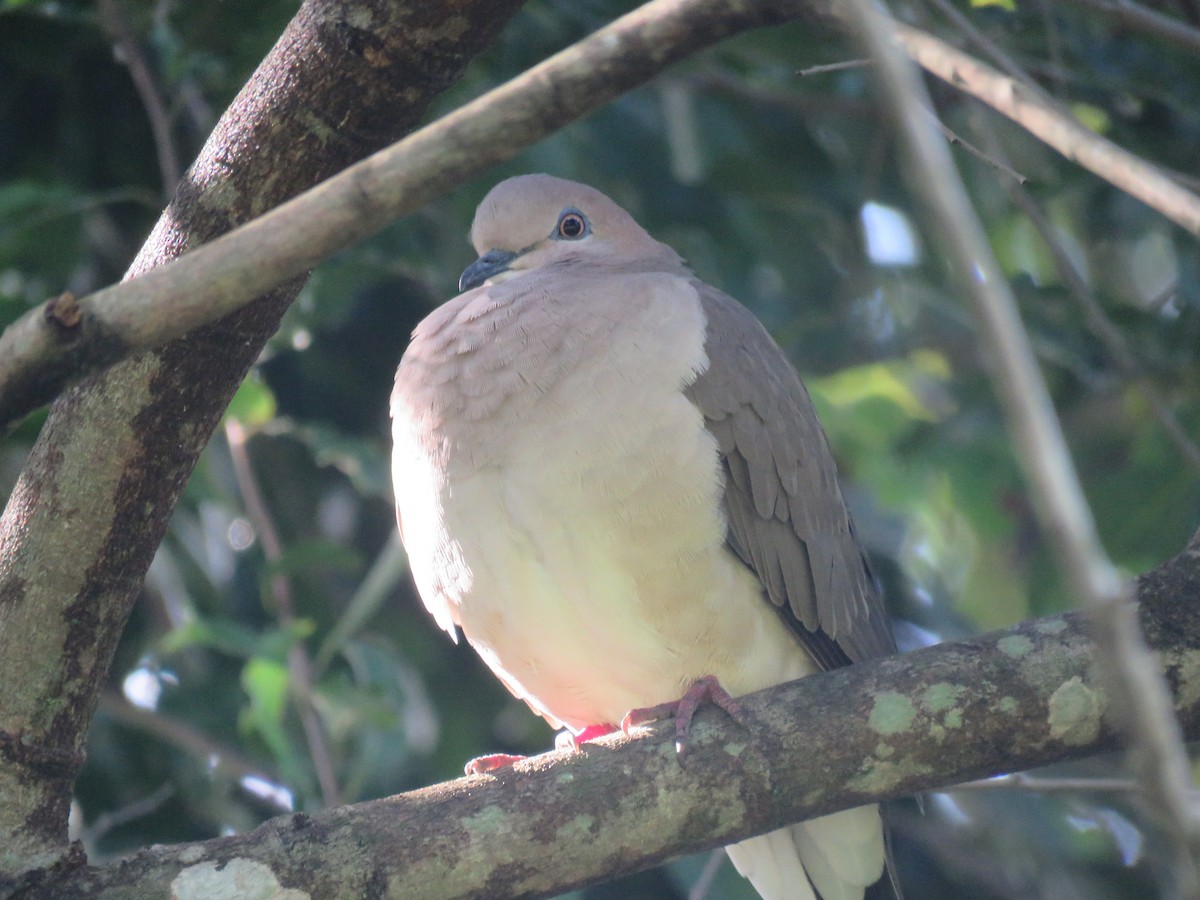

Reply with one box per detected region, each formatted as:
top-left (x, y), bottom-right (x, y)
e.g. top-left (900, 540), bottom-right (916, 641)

top-left (464, 753), bottom-right (527, 775)
top-left (621, 675), bottom-right (746, 756)
top-left (555, 723), bottom-right (619, 752)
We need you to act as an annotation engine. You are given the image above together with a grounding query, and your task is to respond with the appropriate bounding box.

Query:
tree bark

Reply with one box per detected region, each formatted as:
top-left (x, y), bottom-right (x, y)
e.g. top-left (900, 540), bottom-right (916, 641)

top-left (12, 536), bottom-right (1200, 899)
top-left (0, 0), bottom-right (526, 883)
top-left (0, 0), bottom-right (832, 431)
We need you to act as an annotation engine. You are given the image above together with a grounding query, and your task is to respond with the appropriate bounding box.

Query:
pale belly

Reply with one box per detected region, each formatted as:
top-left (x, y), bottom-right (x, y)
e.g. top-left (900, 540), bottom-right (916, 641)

top-left (394, 271), bottom-right (815, 732)
top-left (436, 387), bottom-right (814, 732)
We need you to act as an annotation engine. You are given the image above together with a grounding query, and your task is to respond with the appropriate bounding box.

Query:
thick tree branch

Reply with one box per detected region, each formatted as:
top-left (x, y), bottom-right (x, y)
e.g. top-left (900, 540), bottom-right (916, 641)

top-left (0, 0), bottom-right (528, 879)
top-left (0, 0), bottom-right (826, 433)
top-left (845, 0), bottom-right (1200, 890)
top-left (14, 544), bottom-right (1200, 899)
top-left (8, 2), bottom-right (1199, 432)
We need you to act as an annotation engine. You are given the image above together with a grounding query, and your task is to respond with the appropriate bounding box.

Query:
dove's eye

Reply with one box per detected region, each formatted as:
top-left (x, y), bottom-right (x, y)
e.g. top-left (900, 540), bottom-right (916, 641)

top-left (556, 210), bottom-right (588, 240)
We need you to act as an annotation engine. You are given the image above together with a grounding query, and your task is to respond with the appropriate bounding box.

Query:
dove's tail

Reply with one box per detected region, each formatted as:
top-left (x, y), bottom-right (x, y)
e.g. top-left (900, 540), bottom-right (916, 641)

top-left (724, 804), bottom-right (887, 900)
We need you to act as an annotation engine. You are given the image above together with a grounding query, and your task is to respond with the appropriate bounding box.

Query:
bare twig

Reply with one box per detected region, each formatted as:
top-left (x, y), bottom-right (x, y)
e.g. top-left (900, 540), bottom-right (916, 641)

top-left (97, 0), bottom-right (182, 197)
top-left (842, 0), bottom-right (1200, 891)
top-left (1060, 0), bottom-right (1200, 54)
top-left (685, 72), bottom-right (876, 117)
top-left (1035, 0), bottom-right (1067, 96)
top-left (923, 0), bottom-right (1047, 95)
top-left (0, 0), bottom-right (814, 432)
top-left (973, 115), bottom-right (1200, 473)
top-left (687, 850), bottom-right (727, 900)
top-left (953, 773), bottom-right (1142, 793)
top-left (932, 115), bottom-right (1028, 183)
top-left (78, 783), bottom-right (176, 849)
top-left (313, 532), bottom-right (408, 674)
top-left (797, 58), bottom-right (872, 76)
top-left (891, 23), bottom-right (1200, 235)
top-left (225, 420), bottom-right (341, 809)
top-left (98, 691), bottom-right (277, 788)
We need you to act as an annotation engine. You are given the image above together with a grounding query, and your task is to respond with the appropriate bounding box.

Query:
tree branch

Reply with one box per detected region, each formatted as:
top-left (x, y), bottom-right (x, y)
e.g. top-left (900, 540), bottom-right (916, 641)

top-left (972, 115), bottom-right (1200, 474)
top-left (225, 421), bottom-right (341, 808)
top-left (0, 0), bottom-right (528, 878)
top-left (0, 0), bottom-right (825, 433)
top-left (16, 543), bottom-right (1200, 899)
top-left (1059, 0), bottom-right (1200, 55)
top-left (97, 0), bottom-right (182, 198)
top-left (4, 3), bottom-right (1195, 431)
top-left (892, 22), bottom-right (1200, 236)
top-left (843, 0), bottom-right (1200, 890)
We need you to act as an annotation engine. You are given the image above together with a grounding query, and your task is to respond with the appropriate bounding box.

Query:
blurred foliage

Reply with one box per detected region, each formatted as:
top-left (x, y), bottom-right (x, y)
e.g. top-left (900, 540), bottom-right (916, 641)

top-left (2, 0), bottom-right (1200, 897)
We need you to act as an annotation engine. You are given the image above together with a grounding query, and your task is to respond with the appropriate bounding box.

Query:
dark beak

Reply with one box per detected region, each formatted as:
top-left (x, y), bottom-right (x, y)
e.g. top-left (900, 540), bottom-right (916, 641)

top-left (459, 249), bottom-right (518, 292)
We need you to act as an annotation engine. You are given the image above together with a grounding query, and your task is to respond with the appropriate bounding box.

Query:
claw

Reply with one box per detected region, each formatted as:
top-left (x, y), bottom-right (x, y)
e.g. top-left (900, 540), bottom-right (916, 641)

top-left (621, 675), bottom-right (746, 756)
top-left (464, 753), bottom-right (527, 776)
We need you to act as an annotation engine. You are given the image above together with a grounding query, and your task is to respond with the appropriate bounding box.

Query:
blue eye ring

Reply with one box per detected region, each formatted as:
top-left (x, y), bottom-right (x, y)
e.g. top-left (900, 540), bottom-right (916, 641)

top-left (555, 209), bottom-right (589, 240)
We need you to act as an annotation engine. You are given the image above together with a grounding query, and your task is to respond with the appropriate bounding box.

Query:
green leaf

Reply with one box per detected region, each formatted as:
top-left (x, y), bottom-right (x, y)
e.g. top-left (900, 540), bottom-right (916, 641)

top-left (238, 656), bottom-right (309, 790)
top-left (225, 373), bottom-right (278, 426)
top-left (1071, 103), bottom-right (1111, 135)
top-left (810, 351), bottom-right (950, 423)
top-left (241, 656), bottom-right (289, 727)
top-left (160, 617), bottom-right (264, 658)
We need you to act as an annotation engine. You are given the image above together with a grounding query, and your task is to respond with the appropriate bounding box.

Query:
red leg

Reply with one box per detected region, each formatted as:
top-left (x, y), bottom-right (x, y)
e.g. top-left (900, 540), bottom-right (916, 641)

top-left (464, 753), bottom-right (527, 775)
top-left (555, 723), bottom-right (619, 752)
top-left (621, 675), bottom-right (746, 755)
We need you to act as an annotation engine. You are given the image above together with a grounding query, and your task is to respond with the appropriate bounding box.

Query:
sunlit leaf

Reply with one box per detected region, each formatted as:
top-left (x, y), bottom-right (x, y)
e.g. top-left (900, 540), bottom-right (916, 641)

top-left (1071, 103), bottom-right (1111, 135)
top-left (225, 374), bottom-right (278, 427)
top-left (241, 657), bottom-right (289, 727)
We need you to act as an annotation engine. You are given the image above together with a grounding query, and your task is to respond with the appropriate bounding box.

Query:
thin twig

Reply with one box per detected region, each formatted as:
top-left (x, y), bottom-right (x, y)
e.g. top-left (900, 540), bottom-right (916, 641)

top-left (78, 782), bottom-right (176, 849)
top-left (973, 114), bottom-right (1200, 473)
top-left (685, 72), bottom-right (876, 117)
top-left (1060, 0), bottom-right (1200, 54)
top-left (841, 0), bottom-right (1200, 892)
top-left (97, 0), bottom-right (181, 198)
top-left (953, 773), bottom-right (1142, 793)
top-left (0, 0), bottom-right (814, 431)
top-left (687, 850), bottom-right (728, 900)
top-left (98, 691), bottom-right (278, 789)
top-left (313, 532), bottom-right (408, 675)
top-left (892, 23), bottom-right (1200, 235)
top-left (1035, 0), bottom-right (1067, 96)
top-left (797, 58), bottom-right (872, 76)
top-left (932, 114), bottom-right (1028, 183)
top-left (923, 0), bottom-right (1047, 96)
top-left (225, 420), bottom-right (342, 809)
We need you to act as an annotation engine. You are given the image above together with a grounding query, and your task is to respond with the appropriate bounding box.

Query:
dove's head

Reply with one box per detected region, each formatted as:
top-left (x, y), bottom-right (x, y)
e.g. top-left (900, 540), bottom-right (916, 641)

top-left (459, 174), bottom-right (683, 292)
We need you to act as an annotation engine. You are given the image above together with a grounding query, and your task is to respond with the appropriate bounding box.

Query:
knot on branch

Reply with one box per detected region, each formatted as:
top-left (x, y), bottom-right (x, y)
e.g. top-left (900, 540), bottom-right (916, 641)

top-left (44, 293), bottom-right (83, 335)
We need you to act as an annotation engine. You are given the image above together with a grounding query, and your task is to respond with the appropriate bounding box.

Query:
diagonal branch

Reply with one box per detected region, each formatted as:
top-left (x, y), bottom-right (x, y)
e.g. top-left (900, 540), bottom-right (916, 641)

top-left (0, 0), bottom-right (530, 879)
top-left (972, 116), bottom-right (1200, 473)
top-left (0, 0), bottom-right (824, 433)
top-left (4, 2), bottom-right (1197, 434)
top-left (1059, 0), bottom-right (1200, 55)
top-left (893, 22), bottom-right (1200, 236)
top-left (18, 545), bottom-right (1200, 899)
top-left (843, 0), bottom-right (1200, 891)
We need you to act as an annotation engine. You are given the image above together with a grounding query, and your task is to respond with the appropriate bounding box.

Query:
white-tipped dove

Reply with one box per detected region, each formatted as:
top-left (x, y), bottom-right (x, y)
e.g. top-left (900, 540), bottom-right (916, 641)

top-left (391, 174), bottom-right (897, 900)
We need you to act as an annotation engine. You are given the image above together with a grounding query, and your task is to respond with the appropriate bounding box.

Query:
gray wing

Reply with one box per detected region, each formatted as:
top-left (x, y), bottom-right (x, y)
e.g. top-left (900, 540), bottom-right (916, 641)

top-left (685, 283), bottom-right (895, 669)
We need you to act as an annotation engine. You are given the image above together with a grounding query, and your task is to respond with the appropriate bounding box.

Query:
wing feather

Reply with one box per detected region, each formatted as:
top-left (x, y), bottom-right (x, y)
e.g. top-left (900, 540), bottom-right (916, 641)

top-left (684, 283), bottom-right (895, 668)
